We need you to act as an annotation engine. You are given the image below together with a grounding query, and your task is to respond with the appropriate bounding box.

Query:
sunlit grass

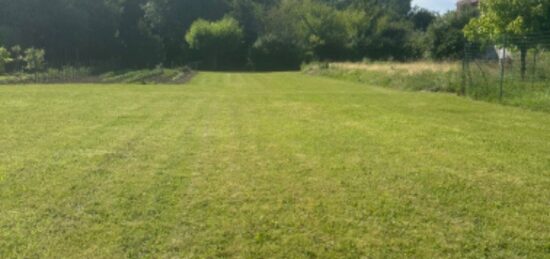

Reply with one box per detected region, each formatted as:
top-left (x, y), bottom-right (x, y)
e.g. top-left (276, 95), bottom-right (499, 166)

top-left (1, 72), bottom-right (549, 257)
top-left (308, 61), bottom-right (550, 113)
top-left (331, 61), bottom-right (459, 75)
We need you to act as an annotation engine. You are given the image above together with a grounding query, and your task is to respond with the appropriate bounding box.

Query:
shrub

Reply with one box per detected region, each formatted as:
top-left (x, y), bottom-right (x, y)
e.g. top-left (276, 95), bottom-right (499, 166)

top-left (24, 48), bottom-right (46, 73)
top-left (185, 17), bottom-right (244, 70)
top-left (250, 34), bottom-right (303, 71)
top-left (0, 47), bottom-right (13, 74)
top-left (426, 7), bottom-right (479, 60)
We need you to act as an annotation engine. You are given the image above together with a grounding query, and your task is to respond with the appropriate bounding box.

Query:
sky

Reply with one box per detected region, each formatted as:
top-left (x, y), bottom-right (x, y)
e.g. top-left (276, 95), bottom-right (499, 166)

top-left (412, 0), bottom-right (456, 13)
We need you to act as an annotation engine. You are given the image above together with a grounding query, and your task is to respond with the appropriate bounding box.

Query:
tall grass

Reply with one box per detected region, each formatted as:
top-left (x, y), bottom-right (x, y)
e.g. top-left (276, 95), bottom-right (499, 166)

top-left (303, 62), bottom-right (462, 93)
top-left (304, 59), bottom-right (550, 112)
top-left (465, 51), bottom-right (550, 112)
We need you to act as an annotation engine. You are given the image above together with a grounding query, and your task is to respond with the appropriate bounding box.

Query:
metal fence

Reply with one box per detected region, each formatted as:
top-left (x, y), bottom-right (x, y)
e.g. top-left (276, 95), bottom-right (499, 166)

top-left (463, 32), bottom-right (550, 103)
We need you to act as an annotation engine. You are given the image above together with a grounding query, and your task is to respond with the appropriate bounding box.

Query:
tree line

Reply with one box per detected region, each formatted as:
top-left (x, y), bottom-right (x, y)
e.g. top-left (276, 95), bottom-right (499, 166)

top-left (0, 0), bottom-right (548, 71)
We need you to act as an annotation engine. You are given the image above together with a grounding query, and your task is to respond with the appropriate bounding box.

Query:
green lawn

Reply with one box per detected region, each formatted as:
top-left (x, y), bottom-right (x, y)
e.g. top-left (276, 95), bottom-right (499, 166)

top-left (1, 72), bottom-right (549, 258)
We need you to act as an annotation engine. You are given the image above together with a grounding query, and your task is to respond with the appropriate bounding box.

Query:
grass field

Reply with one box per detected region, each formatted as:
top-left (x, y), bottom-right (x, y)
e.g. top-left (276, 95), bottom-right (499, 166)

top-left (1, 72), bottom-right (549, 258)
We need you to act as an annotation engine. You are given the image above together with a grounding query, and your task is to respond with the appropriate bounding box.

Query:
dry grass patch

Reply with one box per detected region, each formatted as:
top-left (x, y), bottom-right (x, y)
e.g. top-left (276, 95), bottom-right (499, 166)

top-left (330, 61), bottom-right (459, 75)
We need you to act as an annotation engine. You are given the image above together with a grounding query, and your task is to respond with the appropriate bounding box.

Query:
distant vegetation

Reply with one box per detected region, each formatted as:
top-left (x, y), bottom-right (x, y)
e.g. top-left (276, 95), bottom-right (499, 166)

top-left (0, 0), bottom-right (482, 71)
top-left (1, 0), bottom-right (548, 72)
top-left (0, 46), bottom-right (45, 74)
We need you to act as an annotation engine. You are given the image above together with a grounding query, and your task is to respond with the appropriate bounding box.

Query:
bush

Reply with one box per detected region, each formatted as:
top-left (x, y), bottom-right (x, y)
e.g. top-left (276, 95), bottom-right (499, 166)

top-left (185, 17), bottom-right (244, 70)
top-left (426, 7), bottom-right (479, 60)
top-left (360, 16), bottom-right (420, 61)
top-left (0, 47), bottom-right (12, 74)
top-left (24, 48), bottom-right (46, 73)
top-left (250, 35), bottom-right (303, 71)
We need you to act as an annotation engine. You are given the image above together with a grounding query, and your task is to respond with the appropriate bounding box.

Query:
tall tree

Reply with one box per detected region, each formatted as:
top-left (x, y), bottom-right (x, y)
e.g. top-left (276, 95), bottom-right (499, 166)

top-left (427, 6), bottom-right (478, 60)
top-left (142, 0), bottom-right (230, 66)
top-left (464, 0), bottom-right (550, 79)
top-left (0, 0), bottom-right (431, 70)
top-left (0, 47), bottom-right (12, 74)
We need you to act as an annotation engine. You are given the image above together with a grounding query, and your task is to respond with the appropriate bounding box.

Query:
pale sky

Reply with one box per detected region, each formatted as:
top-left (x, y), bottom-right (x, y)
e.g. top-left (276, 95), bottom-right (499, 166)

top-left (412, 0), bottom-right (456, 13)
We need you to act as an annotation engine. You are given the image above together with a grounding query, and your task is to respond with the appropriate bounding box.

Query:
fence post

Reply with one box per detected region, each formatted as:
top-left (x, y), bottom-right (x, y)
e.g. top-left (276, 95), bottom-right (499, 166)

top-left (462, 43), bottom-right (469, 96)
top-left (499, 36), bottom-right (507, 101)
top-left (532, 47), bottom-right (538, 87)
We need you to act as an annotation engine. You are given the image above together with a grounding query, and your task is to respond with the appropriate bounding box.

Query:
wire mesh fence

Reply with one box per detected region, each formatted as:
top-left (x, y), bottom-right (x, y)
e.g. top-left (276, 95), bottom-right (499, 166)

top-left (463, 32), bottom-right (550, 109)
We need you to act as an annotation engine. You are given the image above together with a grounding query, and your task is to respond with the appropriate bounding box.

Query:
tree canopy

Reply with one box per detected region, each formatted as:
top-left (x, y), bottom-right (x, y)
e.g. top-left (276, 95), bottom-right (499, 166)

top-left (185, 17), bottom-right (244, 69)
top-left (428, 6), bottom-right (479, 60)
top-left (0, 0), bottom-right (523, 70)
top-left (464, 0), bottom-right (550, 40)
top-left (464, 0), bottom-right (550, 78)
top-left (0, 47), bottom-right (12, 73)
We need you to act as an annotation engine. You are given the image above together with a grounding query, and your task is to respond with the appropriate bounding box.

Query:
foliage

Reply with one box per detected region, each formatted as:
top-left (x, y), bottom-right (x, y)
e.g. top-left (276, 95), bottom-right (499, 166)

top-left (464, 0), bottom-right (550, 41)
top-left (9, 45), bottom-right (23, 72)
top-left (0, 0), bottom-right (431, 70)
top-left (0, 46), bottom-right (46, 75)
top-left (23, 48), bottom-right (46, 72)
top-left (361, 15), bottom-right (421, 60)
top-left (261, 0), bottom-right (423, 62)
top-left (185, 17), bottom-right (244, 69)
top-left (250, 34), bottom-right (304, 71)
top-left (409, 7), bottom-right (437, 32)
top-left (142, 0), bottom-right (230, 65)
top-left (427, 7), bottom-right (479, 60)
top-left (0, 0), bottom-right (544, 70)
top-left (262, 0), bottom-right (353, 61)
top-left (464, 0), bottom-right (550, 78)
top-left (0, 47), bottom-right (13, 74)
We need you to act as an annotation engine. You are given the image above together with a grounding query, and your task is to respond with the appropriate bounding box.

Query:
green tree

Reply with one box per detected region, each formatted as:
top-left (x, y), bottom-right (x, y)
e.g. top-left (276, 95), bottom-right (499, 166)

top-left (297, 0), bottom-right (354, 60)
top-left (0, 0), bottom-right (434, 69)
top-left (142, 0), bottom-right (230, 66)
top-left (263, 0), bottom-right (367, 61)
top-left (0, 47), bottom-right (13, 74)
top-left (250, 34), bottom-right (304, 70)
top-left (409, 7), bottom-right (436, 32)
top-left (185, 17), bottom-right (244, 70)
top-left (23, 48), bottom-right (45, 73)
top-left (427, 6), bottom-right (478, 60)
top-left (464, 0), bottom-right (550, 79)
top-left (10, 45), bottom-right (23, 72)
top-left (360, 15), bottom-right (418, 60)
